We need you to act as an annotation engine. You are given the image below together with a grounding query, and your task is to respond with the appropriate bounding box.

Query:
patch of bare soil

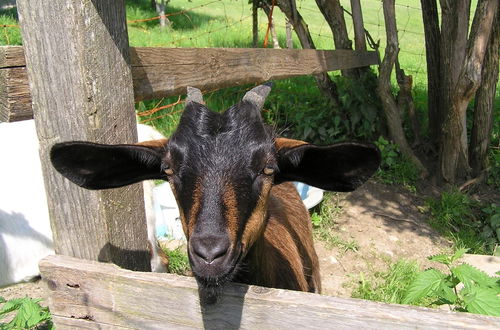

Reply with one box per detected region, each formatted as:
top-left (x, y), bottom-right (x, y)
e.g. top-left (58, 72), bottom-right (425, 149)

top-left (0, 277), bottom-right (47, 303)
top-left (316, 180), bottom-right (452, 297)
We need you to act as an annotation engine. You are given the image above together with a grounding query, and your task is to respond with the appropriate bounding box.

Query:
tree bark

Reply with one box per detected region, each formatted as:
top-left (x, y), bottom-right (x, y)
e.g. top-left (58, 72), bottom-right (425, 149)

top-left (276, 0), bottom-right (341, 107)
top-left (156, 0), bottom-right (171, 30)
top-left (438, 0), bottom-right (498, 183)
top-left (469, 5), bottom-right (500, 177)
top-left (350, 0), bottom-right (366, 51)
top-left (395, 60), bottom-right (421, 146)
top-left (378, 0), bottom-right (427, 176)
top-left (253, 0), bottom-right (259, 47)
top-left (286, 19), bottom-right (293, 48)
top-left (420, 0), bottom-right (441, 145)
top-left (314, 0), bottom-right (358, 78)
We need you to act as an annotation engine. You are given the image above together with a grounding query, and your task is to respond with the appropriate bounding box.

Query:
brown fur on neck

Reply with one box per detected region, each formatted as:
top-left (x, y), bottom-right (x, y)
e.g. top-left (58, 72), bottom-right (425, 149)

top-left (235, 182), bottom-right (321, 293)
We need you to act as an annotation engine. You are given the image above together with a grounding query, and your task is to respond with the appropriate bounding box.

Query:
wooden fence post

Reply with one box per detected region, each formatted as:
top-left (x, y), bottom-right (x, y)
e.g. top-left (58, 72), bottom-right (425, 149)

top-left (16, 0), bottom-right (151, 271)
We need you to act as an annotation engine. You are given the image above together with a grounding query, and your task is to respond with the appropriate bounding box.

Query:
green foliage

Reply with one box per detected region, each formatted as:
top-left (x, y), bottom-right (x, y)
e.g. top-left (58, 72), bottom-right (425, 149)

top-left (0, 8), bottom-right (21, 46)
top-left (333, 71), bottom-right (383, 140)
top-left (163, 246), bottom-right (191, 276)
top-left (374, 136), bottom-right (419, 191)
top-left (0, 296), bottom-right (53, 330)
top-left (403, 249), bottom-right (500, 317)
top-left (426, 191), bottom-right (497, 255)
top-left (351, 260), bottom-right (423, 305)
top-left (486, 148), bottom-right (500, 188)
top-left (480, 203), bottom-right (500, 256)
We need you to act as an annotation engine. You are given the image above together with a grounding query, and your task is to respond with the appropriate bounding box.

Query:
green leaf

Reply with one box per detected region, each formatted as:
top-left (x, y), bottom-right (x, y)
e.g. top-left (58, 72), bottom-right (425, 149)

top-left (428, 253), bottom-right (451, 266)
top-left (462, 286), bottom-right (500, 316)
top-left (403, 269), bottom-right (445, 304)
top-left (490, 214), bottom-right (500, 229)
top-left (0, 298), bottom-right (23, 315)
top-left (451, 248), bottom-right (468, 263)
top-left (452, 263), bottom-right (499, 291)
top-left (436, 277), bottom-right (458, 304)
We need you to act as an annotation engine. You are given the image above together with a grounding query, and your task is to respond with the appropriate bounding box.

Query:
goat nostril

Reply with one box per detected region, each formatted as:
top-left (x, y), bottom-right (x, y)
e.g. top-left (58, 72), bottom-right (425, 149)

top-left (192, 239), bottom-right (230, 264)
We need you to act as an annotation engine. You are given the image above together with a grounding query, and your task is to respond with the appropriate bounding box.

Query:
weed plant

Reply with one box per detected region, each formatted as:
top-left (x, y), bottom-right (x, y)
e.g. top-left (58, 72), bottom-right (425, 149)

top-left (0, 296), bottom-right (53, 330)
top-left (426, 191), bottom-right (498, 255)
top-left (161, 246), bottom-right (191, 276)
top-left (403, 249), bottom-right (500, 316)
top-left (351, 260), bottom-right (426, 305)
top-left (374, 136), bottom-right (419, 192)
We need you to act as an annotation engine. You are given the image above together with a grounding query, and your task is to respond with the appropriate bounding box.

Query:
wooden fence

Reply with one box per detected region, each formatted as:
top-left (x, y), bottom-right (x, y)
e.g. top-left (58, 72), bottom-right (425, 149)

top-left (41, 254), bottom-right (500, 329)
top-left (0, 46), bottom-right (378, 122)
top-left (5, 0), bottom-right (499, 328)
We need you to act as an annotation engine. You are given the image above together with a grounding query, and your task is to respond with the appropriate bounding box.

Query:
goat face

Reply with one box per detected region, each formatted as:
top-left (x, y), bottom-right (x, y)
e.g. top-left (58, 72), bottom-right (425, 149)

top-left (50, 84), bottom-right (381, 304)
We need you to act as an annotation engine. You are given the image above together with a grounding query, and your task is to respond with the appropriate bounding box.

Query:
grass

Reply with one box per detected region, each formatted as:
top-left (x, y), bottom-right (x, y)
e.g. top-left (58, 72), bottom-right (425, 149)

top-left (161, 245), bottom-right (191, 276)
top-left (351, 259), bottom-right (427, 305)
top-left (426, 190), bottom-right (497, 255)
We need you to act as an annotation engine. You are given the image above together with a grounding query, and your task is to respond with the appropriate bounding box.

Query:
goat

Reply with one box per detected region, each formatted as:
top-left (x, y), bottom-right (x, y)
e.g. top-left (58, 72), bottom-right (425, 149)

top-left (50, 84), bottom-right (381, 304)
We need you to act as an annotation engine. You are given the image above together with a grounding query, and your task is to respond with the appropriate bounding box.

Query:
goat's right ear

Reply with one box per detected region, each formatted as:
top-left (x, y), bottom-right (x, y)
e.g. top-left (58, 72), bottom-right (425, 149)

top-left (50, 139), bottom-right (168, 190)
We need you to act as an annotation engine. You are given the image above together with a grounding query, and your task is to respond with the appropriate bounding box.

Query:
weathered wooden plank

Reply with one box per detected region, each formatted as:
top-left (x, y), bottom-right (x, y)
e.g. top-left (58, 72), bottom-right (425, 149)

top-left (0, 46), bottom-right (379, 122)
top-left (129, 47), bottom-right (380, 101)
top-left (0, 67), bottom-right (31, 122)
top-left (16, 1), bottom-right (151, 270)
top-left (0, 45), bottom-right (25, 68)
top-left (40, 255), bottom-right (500, 330)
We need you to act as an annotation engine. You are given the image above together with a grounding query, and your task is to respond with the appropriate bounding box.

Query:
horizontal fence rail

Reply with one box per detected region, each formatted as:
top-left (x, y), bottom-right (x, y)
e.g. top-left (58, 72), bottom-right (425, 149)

top-left (40, 255), bottom-right (500, 329)
top-left (0, 46), bottom-right (379, 122)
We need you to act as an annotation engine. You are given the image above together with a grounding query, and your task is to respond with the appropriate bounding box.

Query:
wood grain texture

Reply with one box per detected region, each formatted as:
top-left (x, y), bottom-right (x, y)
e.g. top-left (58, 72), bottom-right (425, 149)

top-left (0, 67), bottom-right (31, 121)
top-left (16, 0), bottom-right (150, 271)
top-left (130, 47), bottom-right (379, 101)
top-left (0, 46), bottom-right (378, 122)
top-left (39, 255), bottom-right (500, 330)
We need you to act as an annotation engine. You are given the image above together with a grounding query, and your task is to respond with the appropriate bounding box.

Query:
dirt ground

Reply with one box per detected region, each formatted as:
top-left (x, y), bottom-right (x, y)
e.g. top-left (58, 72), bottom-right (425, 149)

top-left (0, 180), bottom-right (465, 304)
top-left (315, 180), bottom-right (452, 297)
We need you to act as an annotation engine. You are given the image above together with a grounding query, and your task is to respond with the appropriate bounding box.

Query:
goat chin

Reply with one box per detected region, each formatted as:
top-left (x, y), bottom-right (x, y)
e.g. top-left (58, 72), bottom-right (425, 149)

top-left (0, 120), bottom-right (167, 287)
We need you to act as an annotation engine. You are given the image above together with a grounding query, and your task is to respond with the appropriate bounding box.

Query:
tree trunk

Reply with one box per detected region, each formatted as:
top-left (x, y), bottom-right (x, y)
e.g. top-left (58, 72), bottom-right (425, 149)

top-left (396, 60), bottom-right (421, 146)
top-left (469, 5), bottom-right (499, 177)
top-left (438, 0), bottom-right (498, 183)
top-left (350, 0), bottom-right (366, 51)
top-left (420, 0), bottom-right (441, 145)
top-left (378, 0), bottom-right (427, 176)
top-left (314, 0), bottom-right (358, 78)
top-left (276, 0), bottom-right (341, 107)
top-left (156, 0), bottom-right (171, 30)
top-left (253, 0), bottom-right (258, 47)
top-left (286, 19), bottom-right (293, 48)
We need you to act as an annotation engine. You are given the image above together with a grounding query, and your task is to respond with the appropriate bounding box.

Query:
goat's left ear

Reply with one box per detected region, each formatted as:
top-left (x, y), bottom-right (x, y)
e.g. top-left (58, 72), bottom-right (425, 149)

top-left (50, 139), bottom-right (168, 190)
top-left (274, 138), bottom-right (381, 192)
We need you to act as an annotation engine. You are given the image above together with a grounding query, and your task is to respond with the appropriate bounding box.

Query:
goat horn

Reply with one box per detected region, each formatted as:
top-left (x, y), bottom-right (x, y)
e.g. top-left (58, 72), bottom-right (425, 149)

top-left (242, 82), bottom-right (273, 109)
top-left (186, 86), bottom-right (205, 105)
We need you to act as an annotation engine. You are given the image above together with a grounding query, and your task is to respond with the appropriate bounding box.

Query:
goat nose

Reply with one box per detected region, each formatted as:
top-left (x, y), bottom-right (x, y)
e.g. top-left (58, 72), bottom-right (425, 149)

top-left (191, 236), bottom-right (230, 264)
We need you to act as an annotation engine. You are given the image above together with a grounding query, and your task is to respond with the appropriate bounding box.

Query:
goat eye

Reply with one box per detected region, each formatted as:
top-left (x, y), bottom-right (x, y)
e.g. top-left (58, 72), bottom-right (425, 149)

top-left (161, 163), bottom-right (174, 176)
top-left (262, 167), bottom-right (275, 176)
